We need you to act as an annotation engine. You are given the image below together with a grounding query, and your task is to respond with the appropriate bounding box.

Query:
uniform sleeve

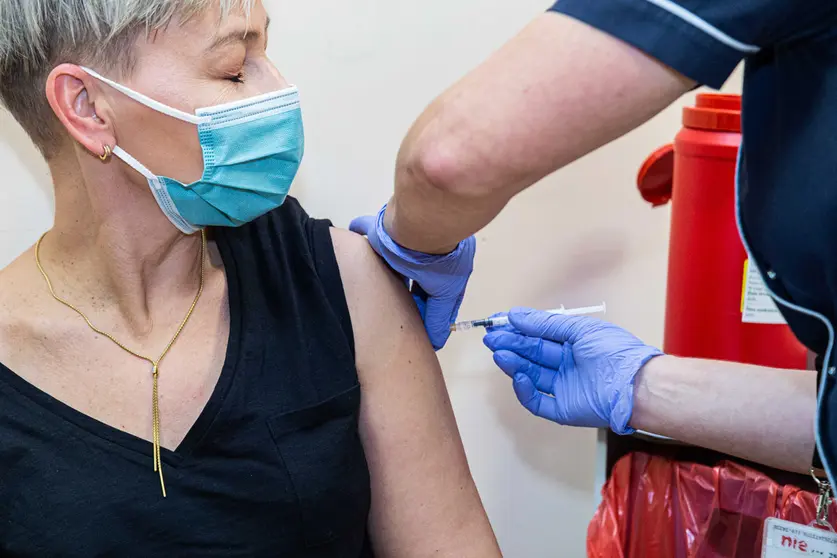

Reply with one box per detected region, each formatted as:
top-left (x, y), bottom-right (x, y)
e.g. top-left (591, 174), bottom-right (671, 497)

top-left (550, 0), bottom-right (837, 88)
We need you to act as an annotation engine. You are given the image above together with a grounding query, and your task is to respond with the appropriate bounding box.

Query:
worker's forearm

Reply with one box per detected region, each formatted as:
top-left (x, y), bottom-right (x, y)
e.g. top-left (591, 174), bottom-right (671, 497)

top-left (387, 12), bottom-right (694, 254)
top-left (631, 355), bottom-right (816, 473)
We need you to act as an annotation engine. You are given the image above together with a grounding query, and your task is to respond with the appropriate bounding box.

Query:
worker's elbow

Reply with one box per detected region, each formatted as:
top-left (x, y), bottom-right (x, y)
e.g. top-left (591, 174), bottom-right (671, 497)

top-left (402, 140), bottom-right (493, 201)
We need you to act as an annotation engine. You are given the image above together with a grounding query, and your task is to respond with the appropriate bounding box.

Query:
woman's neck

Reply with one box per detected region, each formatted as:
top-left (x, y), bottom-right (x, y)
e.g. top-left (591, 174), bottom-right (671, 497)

top-left (43, 153), bottom-right (204, 336)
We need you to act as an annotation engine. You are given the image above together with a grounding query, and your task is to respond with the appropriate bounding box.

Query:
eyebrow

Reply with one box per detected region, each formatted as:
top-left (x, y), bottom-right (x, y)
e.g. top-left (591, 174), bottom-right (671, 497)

top-left (207, 16), bottom-right (271, 52)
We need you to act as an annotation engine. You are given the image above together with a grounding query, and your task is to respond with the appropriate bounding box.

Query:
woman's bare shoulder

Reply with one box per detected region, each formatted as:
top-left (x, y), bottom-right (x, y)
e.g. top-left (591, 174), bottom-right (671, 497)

top-left (329, 227), bottom-right (414, 329)
top-left (328, 227), bottom-right (500, 557)
top-left (329, 227), bottom-right (435, 371)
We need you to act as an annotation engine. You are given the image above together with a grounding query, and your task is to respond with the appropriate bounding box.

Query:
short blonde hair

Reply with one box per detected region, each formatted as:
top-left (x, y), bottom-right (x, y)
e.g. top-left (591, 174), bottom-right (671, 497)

top-left (0, 0), bottom-right (252, 158)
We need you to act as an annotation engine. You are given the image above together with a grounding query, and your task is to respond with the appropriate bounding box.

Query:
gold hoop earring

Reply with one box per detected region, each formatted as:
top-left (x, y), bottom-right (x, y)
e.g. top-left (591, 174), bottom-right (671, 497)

top-left (99, 145), bottom-right (112, 162)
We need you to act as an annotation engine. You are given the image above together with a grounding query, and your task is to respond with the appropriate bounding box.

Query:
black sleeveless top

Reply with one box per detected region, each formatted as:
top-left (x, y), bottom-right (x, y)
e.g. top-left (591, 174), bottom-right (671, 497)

top-left (0, 198), bottom-right (374, 557)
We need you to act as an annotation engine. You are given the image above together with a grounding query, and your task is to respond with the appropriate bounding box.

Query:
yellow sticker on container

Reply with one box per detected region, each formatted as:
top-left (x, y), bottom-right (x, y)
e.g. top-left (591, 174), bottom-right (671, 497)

top-left (741, 260), bottom-right (749, 314)
top-left (741, 259), bottom-right (786, 325)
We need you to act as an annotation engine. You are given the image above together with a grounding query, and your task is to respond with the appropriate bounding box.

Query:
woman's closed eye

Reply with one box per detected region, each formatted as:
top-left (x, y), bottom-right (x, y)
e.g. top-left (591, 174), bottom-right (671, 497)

top-left (226, 71), bottom-right (245, 84)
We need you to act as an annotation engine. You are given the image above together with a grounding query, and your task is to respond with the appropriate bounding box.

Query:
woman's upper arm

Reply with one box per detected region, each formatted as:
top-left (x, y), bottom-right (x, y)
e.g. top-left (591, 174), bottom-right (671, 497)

top-left (330, 228), bottom-right (500, 558)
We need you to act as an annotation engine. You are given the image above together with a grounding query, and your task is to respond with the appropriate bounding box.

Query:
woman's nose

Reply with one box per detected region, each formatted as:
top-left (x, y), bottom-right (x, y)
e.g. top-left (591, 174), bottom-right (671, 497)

top-left (264, 60), bottom-right (289, 90)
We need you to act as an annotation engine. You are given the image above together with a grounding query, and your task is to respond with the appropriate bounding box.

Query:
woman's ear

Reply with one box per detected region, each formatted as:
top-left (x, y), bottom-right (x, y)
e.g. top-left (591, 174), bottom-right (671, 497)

top-left (45, 63), bottom-right (116, 160)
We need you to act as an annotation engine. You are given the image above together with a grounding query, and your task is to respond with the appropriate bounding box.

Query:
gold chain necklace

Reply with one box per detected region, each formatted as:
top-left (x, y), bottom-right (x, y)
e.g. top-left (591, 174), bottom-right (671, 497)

top-left (34, 230), bottom-right (207, 497)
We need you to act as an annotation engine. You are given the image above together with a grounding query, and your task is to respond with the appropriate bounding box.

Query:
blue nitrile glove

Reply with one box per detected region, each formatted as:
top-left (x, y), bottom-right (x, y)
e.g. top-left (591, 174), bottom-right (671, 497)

top-left (483, 308), bottom-right (663, 434)
top-left (349, 205), bottom-right (476, 350)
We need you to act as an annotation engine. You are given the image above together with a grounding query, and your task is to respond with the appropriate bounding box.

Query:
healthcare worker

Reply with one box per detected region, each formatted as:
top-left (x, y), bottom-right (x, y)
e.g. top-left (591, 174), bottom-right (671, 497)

top-left (351, 1), bottom-right (837, 481)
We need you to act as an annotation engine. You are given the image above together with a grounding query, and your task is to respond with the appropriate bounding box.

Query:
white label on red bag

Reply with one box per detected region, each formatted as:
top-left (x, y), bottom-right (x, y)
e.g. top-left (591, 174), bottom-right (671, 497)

top-left (762, 517), bottom-right (837, 557)
top-left (742, 260), bottom-right (786, 325)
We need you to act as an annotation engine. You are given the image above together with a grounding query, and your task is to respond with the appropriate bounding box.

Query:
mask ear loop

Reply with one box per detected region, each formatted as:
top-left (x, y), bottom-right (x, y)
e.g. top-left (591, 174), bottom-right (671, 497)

top-left (108, 145), bottom-right (198, 235)
top-left (78, 66), bottom-right (204, 235)
top-left (80, 66), bottom-right (211, 126)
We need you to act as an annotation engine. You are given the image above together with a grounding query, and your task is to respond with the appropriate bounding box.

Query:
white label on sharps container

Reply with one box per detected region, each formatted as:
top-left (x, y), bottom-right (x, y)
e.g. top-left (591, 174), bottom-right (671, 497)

top-left (762, 517), bottom-right (837, 557)
top-left (742, 260), bottom-right (787, 325)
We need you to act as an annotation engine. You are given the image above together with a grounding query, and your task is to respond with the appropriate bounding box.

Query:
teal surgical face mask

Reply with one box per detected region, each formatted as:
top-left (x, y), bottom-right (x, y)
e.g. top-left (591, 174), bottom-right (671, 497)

top-left (82, 67), bottom-right (304, 234)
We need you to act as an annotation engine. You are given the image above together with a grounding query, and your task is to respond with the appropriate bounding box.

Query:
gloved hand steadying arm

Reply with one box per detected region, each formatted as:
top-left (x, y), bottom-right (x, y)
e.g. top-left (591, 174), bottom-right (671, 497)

top-left (483, 308), bottom-right (663, 434)
top-left (350, 205), bottom-right (476, 350)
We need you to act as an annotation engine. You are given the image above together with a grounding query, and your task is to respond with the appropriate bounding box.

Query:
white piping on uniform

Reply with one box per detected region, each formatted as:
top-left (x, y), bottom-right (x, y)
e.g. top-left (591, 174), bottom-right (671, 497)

top-left (642, 0), bottom-right (761, 54)
top-left (734, 146), bottom-right (836, 487)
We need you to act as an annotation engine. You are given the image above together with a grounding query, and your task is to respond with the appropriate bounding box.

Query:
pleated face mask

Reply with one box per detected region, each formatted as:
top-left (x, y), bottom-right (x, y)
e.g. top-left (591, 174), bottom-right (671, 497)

top-left (82, 67), bottom-right (305, 233)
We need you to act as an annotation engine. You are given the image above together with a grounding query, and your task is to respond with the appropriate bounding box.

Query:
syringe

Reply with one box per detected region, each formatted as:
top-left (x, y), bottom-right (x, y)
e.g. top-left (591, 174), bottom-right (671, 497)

top-left (450, 302), bottom-right (607, 332)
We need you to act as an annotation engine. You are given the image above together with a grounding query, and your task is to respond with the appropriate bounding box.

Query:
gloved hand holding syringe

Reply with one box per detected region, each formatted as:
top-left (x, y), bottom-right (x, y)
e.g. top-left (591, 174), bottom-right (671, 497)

top-left (450, 302), bottom-right (608, 332)
top-left (478, 303), bottom-right (673, 441)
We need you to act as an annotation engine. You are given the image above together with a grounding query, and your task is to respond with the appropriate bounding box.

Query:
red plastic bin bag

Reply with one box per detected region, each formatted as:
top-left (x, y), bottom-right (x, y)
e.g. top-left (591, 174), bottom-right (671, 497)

top-left (588, 453), bottom-right (837, 558)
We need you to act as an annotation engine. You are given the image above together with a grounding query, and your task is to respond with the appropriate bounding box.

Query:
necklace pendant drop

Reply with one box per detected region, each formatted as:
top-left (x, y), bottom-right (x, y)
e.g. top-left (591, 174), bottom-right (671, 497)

top-left (151, 363), bottom-right (167, 497)
top-left (35, 229), bottom-right (206, 500)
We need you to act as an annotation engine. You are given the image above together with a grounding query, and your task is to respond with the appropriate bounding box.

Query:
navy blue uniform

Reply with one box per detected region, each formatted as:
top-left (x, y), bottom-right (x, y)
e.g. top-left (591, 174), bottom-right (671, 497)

top-left (549, 0), bottom-right (837, 478)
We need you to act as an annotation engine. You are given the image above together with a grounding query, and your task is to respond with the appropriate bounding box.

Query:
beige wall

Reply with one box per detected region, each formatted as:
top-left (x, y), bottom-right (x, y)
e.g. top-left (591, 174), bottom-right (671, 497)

top-left (0, 2), bottom-right (743, 556)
